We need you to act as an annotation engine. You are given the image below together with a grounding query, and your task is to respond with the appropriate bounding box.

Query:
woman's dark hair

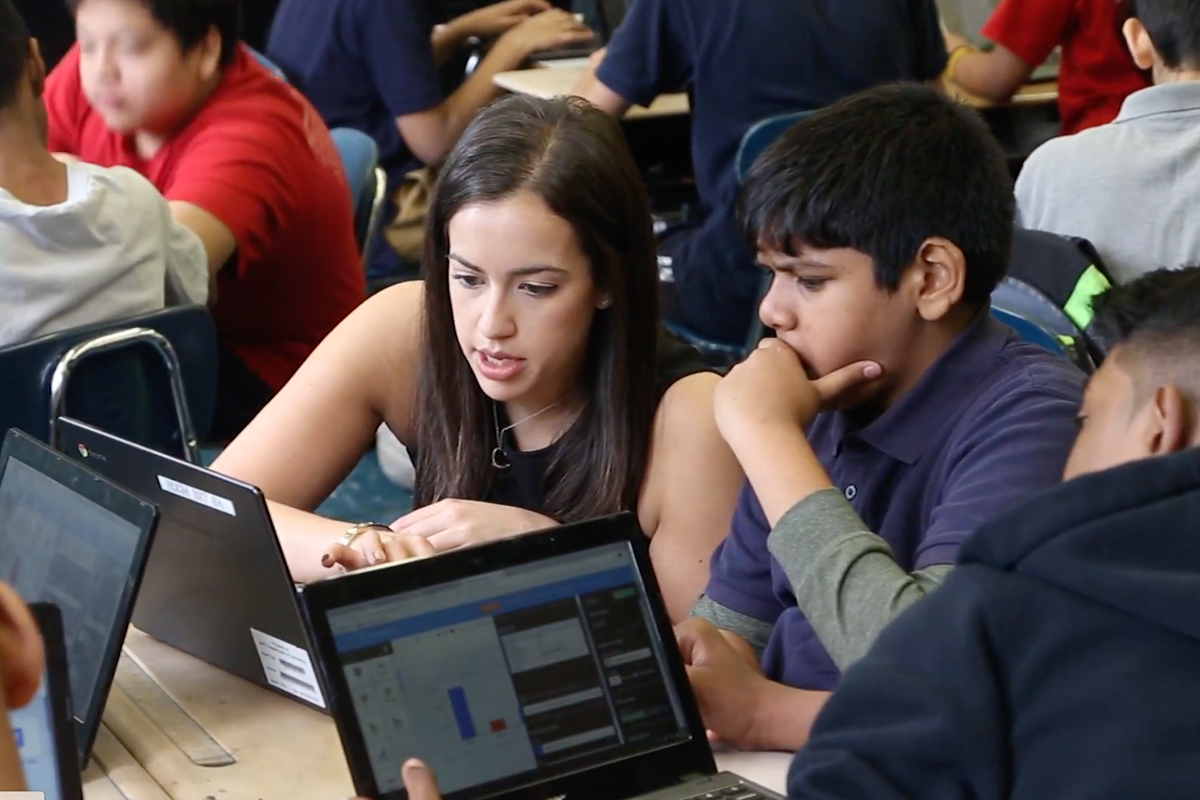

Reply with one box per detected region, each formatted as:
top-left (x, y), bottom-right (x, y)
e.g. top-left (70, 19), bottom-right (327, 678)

top-left (412, 95), bottom-right (659, 522)
top-left (66, 0), bottom-right (242, 66)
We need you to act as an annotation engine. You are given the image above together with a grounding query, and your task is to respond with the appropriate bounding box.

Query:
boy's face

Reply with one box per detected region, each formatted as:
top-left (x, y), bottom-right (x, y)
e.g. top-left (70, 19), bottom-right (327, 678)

top-left (1062, 350), bottom-right (1188, 481)
top-left (75, 0), bottom-right (219, 136)
top-left (756, 245), bottom-right (921, 405)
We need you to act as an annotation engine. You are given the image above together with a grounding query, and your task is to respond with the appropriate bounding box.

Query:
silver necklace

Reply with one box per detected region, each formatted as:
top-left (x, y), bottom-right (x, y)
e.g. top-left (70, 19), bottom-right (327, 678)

top-left (491, 401), bottom-right (559, 470)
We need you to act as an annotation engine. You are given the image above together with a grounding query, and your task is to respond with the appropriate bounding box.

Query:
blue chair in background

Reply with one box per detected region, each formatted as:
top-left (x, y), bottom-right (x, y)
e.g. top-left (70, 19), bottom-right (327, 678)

top-left (0, 306), bottom-right (219, 463)
top-left (990, 306), bottom-right (1068, 357)
top-left (247, 46), bottom-right (287, 82)
top-left (665, 110), bottom-right (815, 368)
top-left (330, 128), bottom-right (388, 273)
top-left (735, 110), bottom-right (815, 184)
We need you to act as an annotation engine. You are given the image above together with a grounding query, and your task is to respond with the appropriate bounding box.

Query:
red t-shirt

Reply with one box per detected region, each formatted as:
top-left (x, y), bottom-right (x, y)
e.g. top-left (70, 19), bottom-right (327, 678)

top-left (45, 44), bottom-right (365, 392)
top-left (982, 0), bottom-right (1149, 135)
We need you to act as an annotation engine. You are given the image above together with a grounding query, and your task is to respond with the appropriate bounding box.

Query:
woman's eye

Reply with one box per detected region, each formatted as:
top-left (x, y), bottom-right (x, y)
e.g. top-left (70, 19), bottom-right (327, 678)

top-left (452, 273), bottom-right (482, 288)
top-left (520, 283), bottom-right (557, 297)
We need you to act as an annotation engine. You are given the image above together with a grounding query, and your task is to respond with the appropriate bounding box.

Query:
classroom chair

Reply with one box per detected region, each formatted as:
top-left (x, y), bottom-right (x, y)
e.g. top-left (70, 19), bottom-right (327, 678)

top-left (665, 110), bottom-right (814, 368)
top-left (330, 128), bottom-right (388, 273)
top-left (990, 306), bottom-right (1071, 357)
top-left (247, 46), bottom-right (288, 82)
top-left (0, 306), bottom-right (219, 464)
top-left (735, 110), bottom-right (816, 184)
top-left (1004, 228), bottom-right (1114, 365)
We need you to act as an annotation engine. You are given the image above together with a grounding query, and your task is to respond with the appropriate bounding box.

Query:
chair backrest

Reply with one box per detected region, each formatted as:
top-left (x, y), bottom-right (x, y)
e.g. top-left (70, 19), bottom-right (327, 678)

top-left (247, 46), bottom-right (287, 81)
top-left (330, 128), bottom-right (382, 260)
top-left (735, 110), bottom-right (815, 184)
top-left (1007, 228), bottom-right (1115, 362)
top-left (990, 306), bottom-right (1066, 356)
top-left (0, 306), bottom-right (219, 461)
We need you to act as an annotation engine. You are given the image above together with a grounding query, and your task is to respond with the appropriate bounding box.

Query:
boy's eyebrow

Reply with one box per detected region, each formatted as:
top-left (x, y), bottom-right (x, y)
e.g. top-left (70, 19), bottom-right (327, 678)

top-left (447, 253), bottom-right (568, 277)
top-left (767, 258), bottom-right (838, 273)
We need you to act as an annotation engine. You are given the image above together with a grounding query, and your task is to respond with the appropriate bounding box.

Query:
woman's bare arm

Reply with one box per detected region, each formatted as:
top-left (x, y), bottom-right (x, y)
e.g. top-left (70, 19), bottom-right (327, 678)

top-left (213, 282), bottom-right (425, 582)
top-left (638, 372), bottom-right (744, 622)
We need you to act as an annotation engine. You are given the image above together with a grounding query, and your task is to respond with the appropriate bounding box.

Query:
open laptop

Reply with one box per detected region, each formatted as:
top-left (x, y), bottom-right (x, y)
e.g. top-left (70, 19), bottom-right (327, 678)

top-left (57, 417), bottom-right (327, 712)
top-left (10, 602), bottom-right (85, 800)
top-left (299, 513), bottom-right (784, 800)
top-left (0, 429), bottom-right (159, 767)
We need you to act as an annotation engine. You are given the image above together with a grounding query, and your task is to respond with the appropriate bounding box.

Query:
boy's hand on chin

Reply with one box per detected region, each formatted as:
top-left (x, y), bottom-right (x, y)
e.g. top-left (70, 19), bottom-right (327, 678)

top-left (714, 340), bottom-right (883, 445)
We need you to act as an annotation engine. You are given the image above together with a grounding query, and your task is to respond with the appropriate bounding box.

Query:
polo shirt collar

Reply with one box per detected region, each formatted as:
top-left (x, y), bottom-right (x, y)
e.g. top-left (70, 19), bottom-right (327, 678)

top-left (1117, 81), bottom-right (1200, 123)
top-left (828, 311), bottom-right (1010, 465)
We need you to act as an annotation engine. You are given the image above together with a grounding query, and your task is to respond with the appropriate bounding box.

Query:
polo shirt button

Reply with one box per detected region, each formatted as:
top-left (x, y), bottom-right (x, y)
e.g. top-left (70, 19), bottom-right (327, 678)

top-left (845, 485), bottom-right (857, 500)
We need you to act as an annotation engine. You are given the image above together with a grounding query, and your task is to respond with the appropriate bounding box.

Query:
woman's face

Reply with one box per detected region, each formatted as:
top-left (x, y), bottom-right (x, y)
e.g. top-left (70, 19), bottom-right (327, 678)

top-left (447, 190), bottom-right (607, 413)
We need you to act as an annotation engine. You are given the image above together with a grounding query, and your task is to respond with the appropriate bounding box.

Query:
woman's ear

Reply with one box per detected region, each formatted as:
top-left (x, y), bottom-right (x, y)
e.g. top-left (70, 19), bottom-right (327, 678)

top-left (0, 583), bottom-right (43, 712)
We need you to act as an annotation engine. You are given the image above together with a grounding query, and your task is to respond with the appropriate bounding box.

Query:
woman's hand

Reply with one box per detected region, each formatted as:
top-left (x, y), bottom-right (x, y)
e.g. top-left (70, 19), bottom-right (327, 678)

top-left (320, 527), bottom-right (435, 573)
top-left (392, 500), bottom-right (557, 552)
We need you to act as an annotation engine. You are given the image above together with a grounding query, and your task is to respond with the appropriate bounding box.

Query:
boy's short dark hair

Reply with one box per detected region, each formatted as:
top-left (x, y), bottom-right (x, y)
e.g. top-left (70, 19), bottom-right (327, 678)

top-left (740, 83), bottom-right (1014, 306)
top-left (1132, 0), bottom-right (1200, 70)
top-left (0, 0), bottom-right (31, 111)
top-left (66, 0), bottom-right (243, 66)
top-left (1092, 267), bottom-right (1200, 369)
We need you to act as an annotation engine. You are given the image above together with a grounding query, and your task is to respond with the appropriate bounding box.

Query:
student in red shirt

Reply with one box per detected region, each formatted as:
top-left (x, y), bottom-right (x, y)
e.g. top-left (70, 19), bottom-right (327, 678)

top-left (945, 0), bottom-right (1150, 134)
top-left (46, 0), bottom-right (365, 440)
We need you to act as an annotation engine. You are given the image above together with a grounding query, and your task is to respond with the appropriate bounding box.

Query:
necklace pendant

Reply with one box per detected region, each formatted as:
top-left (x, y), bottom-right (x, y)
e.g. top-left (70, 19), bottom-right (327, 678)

top-left (491, 446), bottom-right (511, 471)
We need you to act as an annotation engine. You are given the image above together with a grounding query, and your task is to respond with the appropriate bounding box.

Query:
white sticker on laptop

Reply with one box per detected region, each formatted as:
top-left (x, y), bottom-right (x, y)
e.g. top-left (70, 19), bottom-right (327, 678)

top-left (250, 629), bottom-right (326, 709)
top-left (157, 476), bottom-right (236, 517)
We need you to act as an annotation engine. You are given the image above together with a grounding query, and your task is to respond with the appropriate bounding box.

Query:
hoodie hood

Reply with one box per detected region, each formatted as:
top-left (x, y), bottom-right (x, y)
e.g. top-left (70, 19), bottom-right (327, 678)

top-left (959, 447), bottom-right (1200, 644)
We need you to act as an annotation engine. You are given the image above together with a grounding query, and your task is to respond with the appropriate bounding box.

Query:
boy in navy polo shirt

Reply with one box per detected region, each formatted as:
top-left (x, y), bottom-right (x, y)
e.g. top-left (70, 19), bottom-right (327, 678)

top-left (573, 0), bottom-right (948, 345)
top-left (675, 84), bottom-right (1085, 752)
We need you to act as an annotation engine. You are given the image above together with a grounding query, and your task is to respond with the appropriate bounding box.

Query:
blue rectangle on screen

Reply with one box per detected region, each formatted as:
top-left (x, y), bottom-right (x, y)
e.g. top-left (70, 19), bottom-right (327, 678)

top-left (448, 687), bottom-right (475, 740)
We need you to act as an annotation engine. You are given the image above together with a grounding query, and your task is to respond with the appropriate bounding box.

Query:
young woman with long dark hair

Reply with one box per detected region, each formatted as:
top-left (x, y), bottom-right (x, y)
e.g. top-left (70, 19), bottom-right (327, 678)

top-left (214, 95), bottom-right (742, 620)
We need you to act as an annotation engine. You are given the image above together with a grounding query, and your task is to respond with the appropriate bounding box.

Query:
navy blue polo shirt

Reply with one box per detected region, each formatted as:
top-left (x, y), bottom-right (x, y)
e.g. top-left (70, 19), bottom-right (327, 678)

top-left (267, 0), bottom-right (443, 273)
top-left (704, 314), bottom-right (1085, 690)
top-left (596, 0), bottom-right (948, 343)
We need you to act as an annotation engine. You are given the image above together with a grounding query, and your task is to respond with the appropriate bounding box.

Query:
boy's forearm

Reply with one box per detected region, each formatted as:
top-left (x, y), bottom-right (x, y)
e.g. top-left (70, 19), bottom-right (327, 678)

top-left (768, 490), bottom-right (952, 670)
top-left (728, 423), bottom-right (833, 527)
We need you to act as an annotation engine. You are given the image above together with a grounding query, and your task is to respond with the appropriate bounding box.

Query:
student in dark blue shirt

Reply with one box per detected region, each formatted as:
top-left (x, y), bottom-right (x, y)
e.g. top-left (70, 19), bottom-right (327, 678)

top-left (787, 267), bottom-right (1200, 799)
top-left (673, 84), bottom-right (1084, 752)
top-left (575, 0), bottom-right (948, 344)
top-left (267, 0), bottom-right (592, 276)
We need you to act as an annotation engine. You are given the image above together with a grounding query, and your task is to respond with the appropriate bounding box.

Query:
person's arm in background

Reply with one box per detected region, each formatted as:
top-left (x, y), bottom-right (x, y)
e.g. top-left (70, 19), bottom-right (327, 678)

top-left (369, 0), bottom-right (591, 167)
top-left (573, 0), bottom-right (689, 116)
top-left (943, 0), bottom-right (1069, 102)
top-left (429, 0), bottom-right (550, 66)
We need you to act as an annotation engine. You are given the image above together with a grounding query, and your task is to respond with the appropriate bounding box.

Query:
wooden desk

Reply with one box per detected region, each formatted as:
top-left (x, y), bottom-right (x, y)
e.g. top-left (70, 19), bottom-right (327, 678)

top-left (493, 67), bottom-right (688, 119)
top-left (492, 64), bottom-right (1057, 115)
top-left (84, 630), bottom-right (793, 800)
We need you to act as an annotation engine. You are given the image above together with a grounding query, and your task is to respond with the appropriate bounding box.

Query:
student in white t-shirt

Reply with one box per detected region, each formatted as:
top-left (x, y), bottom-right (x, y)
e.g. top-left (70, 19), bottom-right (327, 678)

top-left (0, 0), bottom-right (207, 348)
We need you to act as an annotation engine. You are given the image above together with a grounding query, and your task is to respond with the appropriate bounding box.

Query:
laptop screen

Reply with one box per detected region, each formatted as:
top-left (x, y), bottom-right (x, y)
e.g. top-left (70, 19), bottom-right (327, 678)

top-left (325, 542), bottom-right (690, 796)
top-left (11, 668), bottom-right (64, 799)
top-left (0, 447), bottom-right (150, 758)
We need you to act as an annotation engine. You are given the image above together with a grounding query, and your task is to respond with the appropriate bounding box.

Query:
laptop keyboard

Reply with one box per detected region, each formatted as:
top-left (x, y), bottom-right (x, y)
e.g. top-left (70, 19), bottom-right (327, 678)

top-left (687, 783), bottom-right (772, 800)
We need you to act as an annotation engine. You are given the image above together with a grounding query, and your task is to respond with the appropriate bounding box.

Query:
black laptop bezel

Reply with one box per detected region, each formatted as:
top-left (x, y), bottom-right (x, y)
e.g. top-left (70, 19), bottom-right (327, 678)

top-left (0, 428), bottom-right (159, 767)
top-left (54, 416), bottom-right (326, 711)
top-left (25, 602), bottom-right (84, 800)
top-left (299, 513), bottom-right (715, 800)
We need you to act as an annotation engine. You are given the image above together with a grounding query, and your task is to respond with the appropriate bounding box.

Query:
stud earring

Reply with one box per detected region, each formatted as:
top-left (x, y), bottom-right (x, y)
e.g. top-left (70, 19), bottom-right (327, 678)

top-left (598, 298), bottom-right (612, 309)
